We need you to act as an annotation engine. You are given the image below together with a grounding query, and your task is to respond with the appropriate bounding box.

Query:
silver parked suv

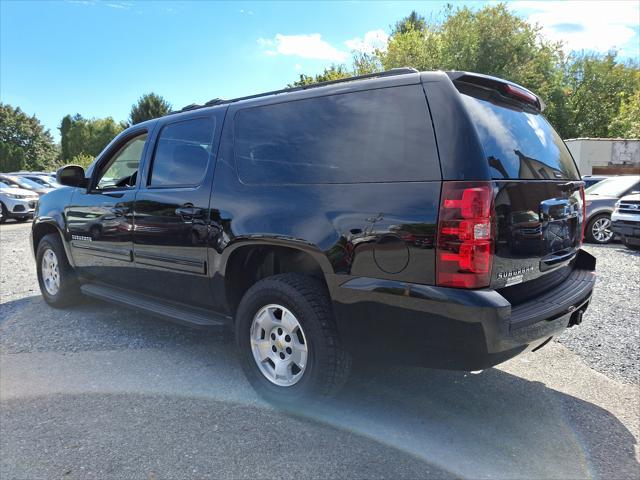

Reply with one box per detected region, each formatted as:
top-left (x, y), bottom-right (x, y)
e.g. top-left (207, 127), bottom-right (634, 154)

top-left (0, 179), bottom-right (39, 223)
top-left (612, 193), bottom-right (640, 250)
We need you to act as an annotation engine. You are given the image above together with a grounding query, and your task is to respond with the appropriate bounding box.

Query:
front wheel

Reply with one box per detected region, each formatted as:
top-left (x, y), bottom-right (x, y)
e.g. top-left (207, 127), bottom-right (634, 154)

top-left (36, 233), bottom-right (82, 308)
top-left (586, 214), bottom-right (614, 244)
top-left (235, 274), bottom-right (351, 405)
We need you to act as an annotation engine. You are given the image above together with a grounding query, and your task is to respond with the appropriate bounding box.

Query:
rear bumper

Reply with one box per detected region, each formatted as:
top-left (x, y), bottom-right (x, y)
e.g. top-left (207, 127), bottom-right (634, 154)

top-left (331, 249), bottom-right (596, 370)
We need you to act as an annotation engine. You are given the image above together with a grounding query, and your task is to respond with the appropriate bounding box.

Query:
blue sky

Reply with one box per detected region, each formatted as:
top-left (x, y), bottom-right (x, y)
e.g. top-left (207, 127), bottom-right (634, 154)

top-left (2, 0), bottom-right (639, 141)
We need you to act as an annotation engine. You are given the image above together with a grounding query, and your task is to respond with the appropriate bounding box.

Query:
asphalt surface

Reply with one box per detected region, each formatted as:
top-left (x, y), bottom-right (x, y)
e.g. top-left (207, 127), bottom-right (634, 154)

top-left (1, 220), bottom-right (639, 479)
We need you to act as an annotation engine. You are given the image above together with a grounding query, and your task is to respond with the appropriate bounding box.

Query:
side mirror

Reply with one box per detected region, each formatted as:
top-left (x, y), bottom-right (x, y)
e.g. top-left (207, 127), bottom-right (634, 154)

top-left (56, 165), bottom-right (88, 188)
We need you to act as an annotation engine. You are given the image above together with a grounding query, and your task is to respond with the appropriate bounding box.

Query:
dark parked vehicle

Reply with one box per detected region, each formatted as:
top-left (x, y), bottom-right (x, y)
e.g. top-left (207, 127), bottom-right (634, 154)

top-left (584, 175), bottom-right (640, 244)
top-left (32, 69), bottom-right (596, 403)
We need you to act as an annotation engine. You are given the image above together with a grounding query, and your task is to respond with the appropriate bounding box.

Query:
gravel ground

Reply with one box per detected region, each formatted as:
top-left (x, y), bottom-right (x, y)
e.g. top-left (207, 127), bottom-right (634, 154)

top-left (1, 221), bottom-right (639, 479)
top-left (558, 243), bottom-right (640, 384)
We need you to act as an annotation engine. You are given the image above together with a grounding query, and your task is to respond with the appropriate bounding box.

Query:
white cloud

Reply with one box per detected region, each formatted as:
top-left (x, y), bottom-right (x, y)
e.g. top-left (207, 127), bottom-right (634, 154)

top-left (345, 29), bottom-right (389, 54)
top-left (257, 34), bottom-right (348, 61)
top-left (520, 1), bottom-right (639, 56)
top-left (294, 63), bottom-right (302, 70)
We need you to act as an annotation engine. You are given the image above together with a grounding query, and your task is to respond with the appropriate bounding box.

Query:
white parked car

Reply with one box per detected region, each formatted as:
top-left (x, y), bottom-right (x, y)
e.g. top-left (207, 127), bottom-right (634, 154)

top-left (0, 180), bottom-right (39, 223)
top-left (611, 193), bottom-right (640, 251)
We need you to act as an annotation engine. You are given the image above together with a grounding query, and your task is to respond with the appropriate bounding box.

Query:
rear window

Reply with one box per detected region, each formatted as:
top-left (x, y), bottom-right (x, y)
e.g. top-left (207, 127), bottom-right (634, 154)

top-left (460, 94), bottom-right (579, 180)
top-left (234, 85), bottom-right (439, 184)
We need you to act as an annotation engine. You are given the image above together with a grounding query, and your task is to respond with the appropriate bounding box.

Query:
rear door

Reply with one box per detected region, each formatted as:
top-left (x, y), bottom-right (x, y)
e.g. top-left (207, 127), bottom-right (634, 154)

top-left (132, 113), bottom-right (223, 308)
top-left (456, 82), bottom-right (585, 292)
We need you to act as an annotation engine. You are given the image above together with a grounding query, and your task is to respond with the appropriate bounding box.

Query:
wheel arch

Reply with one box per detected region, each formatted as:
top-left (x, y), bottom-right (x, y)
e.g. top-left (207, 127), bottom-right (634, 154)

top-left (221, 239), bottom-right (334, 316)
top-left (32, 219), bottom-right (75, 267)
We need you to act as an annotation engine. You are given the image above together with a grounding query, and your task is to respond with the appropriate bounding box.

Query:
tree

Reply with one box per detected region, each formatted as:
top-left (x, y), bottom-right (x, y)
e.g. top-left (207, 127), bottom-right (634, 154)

top-left (0, 103), bottom-right (57, 171)
top-left (59, 114), bottom-right (126, 162)
top-left (561, 53), bottom-right (639, 138)
top-left (391, 10), bottom-right (427, 35)
top-left (129, 93), bottom-right (172, 125)
top-left (288, 65), bottom-right (351, 87)
top-left (70, 153), bottom-right (95, 169)
top-left (609, 89), bottom-right (640, 138)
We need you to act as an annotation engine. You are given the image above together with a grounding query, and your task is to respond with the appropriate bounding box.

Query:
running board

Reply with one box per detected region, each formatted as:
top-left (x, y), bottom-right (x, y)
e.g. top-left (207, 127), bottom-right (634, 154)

top-left (80, 283), bottom-right (230, 328)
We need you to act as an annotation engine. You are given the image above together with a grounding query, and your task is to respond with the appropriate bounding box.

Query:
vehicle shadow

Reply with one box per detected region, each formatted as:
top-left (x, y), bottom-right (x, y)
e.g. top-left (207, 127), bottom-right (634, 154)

top-left (288, 362), bottom-right (639, 480)
top-left (2, 296), bottom-right (638, 479)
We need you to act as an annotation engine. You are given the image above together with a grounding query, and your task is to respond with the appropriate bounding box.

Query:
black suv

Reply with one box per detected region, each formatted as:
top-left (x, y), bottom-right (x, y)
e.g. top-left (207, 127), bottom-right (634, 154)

top-left (33, 69), bottom-right (596, 403)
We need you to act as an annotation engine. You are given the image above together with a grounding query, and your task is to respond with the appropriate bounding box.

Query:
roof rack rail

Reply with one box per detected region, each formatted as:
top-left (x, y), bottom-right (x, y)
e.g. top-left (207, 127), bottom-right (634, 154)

top-left (167, 67), bottom-right (418, 116)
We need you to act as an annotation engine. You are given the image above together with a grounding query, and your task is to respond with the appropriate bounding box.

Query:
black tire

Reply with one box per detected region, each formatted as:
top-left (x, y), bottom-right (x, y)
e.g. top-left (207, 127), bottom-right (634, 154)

top-left (36, 233), bottom-right (82, 308)
top-left (235, 273), bottom-right (351, 405)
top-left (585, 213), bottom-right (614, 244)
top-left (0, 203), bottom-right (7, 224)
top-left (623, 238), bottom-right (640, 251)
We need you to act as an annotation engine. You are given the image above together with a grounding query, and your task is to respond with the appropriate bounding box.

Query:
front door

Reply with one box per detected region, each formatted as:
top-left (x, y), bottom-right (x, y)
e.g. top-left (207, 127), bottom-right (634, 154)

top-left (66, 131), bottom-right (149, 287)
top-left (133, 114), bottom-right (221, 308)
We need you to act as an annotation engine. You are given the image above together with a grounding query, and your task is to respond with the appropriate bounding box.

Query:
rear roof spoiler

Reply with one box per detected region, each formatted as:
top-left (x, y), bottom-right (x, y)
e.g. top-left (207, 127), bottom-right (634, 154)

top-left (446, 71), bottom-right (546, 112)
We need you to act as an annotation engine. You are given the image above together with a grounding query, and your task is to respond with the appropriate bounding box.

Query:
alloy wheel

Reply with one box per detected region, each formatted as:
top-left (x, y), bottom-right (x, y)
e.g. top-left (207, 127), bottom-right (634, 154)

top-left (592, 217), bottom-right (613, 243)
top-left (250, 304), bottom-right (308, 387)
top-left (41, 248), bottom-right (61, 296)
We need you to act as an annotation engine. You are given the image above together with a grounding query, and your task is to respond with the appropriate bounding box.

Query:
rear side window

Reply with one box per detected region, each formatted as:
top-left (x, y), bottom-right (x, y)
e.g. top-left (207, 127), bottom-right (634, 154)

top-left (460, 94), bottom-right (579, 180)
top-left (150, 117), bottom-right (215, 187)
top-left (234, 85), bottom-right (439, 184)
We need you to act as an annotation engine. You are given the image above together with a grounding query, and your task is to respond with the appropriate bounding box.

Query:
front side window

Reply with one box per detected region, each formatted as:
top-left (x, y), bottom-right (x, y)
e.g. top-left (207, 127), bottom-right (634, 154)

top-left (149, 117), bottom-right (216, 187)
top-left (96, 134), bottom-right (148, 189)
top-left (234, 85), bottom-right (439, 185)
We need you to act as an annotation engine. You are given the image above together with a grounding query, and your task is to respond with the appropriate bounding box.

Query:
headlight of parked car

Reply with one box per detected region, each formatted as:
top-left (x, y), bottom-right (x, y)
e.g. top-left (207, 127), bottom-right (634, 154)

top-left (4, 193), bottom-right (27, 199)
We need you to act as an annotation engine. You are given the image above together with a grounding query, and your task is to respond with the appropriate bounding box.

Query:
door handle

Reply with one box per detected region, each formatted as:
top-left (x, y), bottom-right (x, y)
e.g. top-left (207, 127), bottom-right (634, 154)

top-left (175, 205), bottom-right (203, 220)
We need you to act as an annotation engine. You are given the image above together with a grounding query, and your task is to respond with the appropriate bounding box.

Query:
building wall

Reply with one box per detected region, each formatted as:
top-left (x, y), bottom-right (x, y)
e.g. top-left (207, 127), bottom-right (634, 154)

top-left (565, 139), bottom-right (640, 175)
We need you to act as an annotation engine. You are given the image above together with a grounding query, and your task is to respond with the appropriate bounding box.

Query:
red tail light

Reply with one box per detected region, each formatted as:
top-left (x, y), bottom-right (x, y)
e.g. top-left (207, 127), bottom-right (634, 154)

top-left (436, 181), bottom-right (494, 289)
top-left (579, 185), bottom-right (586, 245)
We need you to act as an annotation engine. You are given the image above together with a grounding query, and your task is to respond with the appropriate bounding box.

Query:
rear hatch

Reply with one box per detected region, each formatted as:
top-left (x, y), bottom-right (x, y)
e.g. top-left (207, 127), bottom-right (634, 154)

top-left (451, 74), bottom-right (585, 300)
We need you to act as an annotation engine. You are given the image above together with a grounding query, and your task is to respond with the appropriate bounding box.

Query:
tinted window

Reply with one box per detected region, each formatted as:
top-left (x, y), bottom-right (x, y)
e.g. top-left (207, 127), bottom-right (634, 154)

top-left (460, 94), bottom-right (579, 180)
top-left (234, 85), bottom-right (439, 184)
top-left (150, 117), bottom-right (215, 187)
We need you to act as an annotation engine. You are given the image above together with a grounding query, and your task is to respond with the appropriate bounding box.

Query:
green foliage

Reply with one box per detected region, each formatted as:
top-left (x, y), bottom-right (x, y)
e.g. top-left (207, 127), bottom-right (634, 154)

top-left (289, 64), bottom-right (352, 87)
top-left (59, 114), bottom-right (125, 162)
top-left (0, 103), bottom-right (57, 171)
top-left (69, 153), bottom-right (95, 169)
top-left (561, 53), bottom-right (639, 138)
top-left (609, 89), bottom-right (640, 138)
top-left (391, 10), bottom-right (427, 35)
top-left (129, 92), bottom-right (172, 125)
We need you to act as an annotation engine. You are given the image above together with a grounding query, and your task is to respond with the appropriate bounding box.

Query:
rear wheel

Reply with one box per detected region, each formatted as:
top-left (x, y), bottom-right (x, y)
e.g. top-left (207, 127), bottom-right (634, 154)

top-left (36, 233), bottom-right (82, 308)
top-left (586, 214), bottom-right (614, 244)
top-left (235, 273), bottom-right (350, 405)
top-left (0, 203), bottom-right (7, 224)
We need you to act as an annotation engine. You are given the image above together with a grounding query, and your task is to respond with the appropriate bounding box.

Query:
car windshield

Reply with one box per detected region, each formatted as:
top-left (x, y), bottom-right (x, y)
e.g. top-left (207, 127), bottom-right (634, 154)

top-left (10, 176), bottom-right (43, 189)
top-left (585, 176), bottom-right (639, 197)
